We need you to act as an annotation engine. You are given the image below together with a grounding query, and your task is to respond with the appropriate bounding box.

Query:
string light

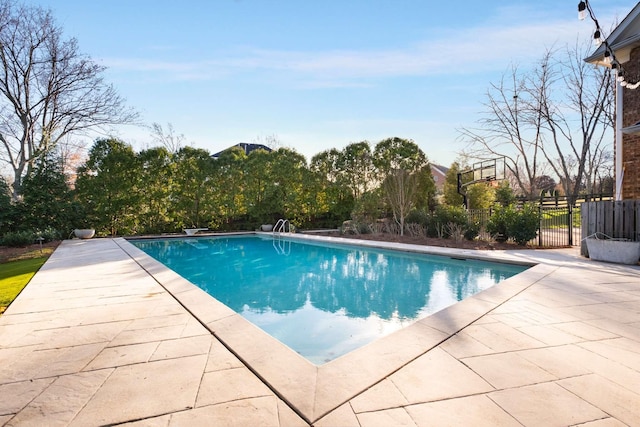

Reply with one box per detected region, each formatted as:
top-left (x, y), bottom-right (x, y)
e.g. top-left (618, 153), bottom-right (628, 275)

top-left (593, 29), bottom-right (601, 46)
top-left (578, 0), bottom-right (638, 89)
top-left (578, 1), bottom-right (587, 20)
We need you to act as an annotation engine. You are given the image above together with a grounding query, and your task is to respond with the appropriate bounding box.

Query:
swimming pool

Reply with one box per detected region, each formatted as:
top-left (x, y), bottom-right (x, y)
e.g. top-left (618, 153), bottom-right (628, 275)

top-left (131, 235), bottom-right (527, 364)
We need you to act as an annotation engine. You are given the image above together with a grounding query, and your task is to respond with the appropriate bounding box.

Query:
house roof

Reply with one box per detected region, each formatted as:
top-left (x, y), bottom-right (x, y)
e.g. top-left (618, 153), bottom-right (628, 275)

top-left (430, 163), bottom-right (449, 177)
top-left (211, 142), bottom-right (272, 158)
top-left (585, 3), bottom-right (640, 66)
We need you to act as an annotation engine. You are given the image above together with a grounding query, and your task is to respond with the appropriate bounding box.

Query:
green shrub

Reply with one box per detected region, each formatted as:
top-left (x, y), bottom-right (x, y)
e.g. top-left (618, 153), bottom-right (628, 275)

top-left (36, 227), bottom-right (62, 243)
top-left (463, 220), bottom-right (480, 241)
top-left (406, 210), bottom-right (429, 228)
top-left (487, 203), bottom-right (539, 245)
top-left (428, 205), bottom-right (468, 238)
top-left (507, 203), bottom-right (540, 245)
top-left (1, 230), bottom-right (35, 247)
top-left (357, 222), bottom-right (372, 234)
top-left (486, 205), bottom-right (514, 242)
top-left (494, 181), bottom-right (516, 207)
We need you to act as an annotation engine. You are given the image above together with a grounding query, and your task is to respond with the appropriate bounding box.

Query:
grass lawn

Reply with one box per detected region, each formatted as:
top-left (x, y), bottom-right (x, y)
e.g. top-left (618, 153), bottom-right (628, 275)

top-left (0, 243), bottom-right (57, 314)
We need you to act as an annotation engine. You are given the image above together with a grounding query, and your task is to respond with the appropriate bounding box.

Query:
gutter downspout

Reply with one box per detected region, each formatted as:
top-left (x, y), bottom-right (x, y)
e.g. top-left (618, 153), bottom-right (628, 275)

top-left (615, 80), bottom-right (624, 200)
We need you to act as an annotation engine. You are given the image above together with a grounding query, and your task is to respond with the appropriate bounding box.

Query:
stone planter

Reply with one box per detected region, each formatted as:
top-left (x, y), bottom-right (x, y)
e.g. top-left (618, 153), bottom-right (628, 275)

top-left (74, 229), bottom-right (95, 239)
top-left (586, 235), bottom-right (640, 265)
top-left (260, 224), bottom-right (273, 232)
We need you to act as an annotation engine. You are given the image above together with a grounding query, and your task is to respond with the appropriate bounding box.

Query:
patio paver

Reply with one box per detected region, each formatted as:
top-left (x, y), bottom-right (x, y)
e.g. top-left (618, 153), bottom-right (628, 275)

top-left (0, 236), bottom-right (639, 426)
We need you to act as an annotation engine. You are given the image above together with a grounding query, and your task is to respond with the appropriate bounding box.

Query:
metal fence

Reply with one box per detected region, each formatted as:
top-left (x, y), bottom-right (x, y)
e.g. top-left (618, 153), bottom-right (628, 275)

top-left (538, 205), bottom-right (580, 247)
top-left (468, 204), bottom-right (581, 248)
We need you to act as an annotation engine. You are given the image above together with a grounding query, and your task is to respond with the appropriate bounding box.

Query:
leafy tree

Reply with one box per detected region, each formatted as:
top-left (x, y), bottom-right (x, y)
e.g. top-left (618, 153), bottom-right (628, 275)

top-left (243, 148), bottom-right (274, 223)
top-left (214, 146), bottom-right (247, 228)
top-left (137, 147), bottom-right (175, 233)
top-left (0, 1), bottom-right (137, 200)
top-left (172, 146), bottom-right (216, 229)
top-left (443, 162), bottom-right (465, 206)
top-left (75, 138), bottom-right (141, 236)
top-left (414, 164), bottom-right (437, 212)
top-left (309, 149), bottom-right (354, 227)
top-left (373, 137), bottom-right (426, 175)
top-left (338, 141), bottom-right (374, 200)
top-left (466, 183), bottom-right (495, 210)
top-left (268, 148), bottom-right (308, 224)
top-left (310, 149), bottom-right (341, 183)
top-left (0, 176), bottom-right (14, 234)
top-left (373, 137), bottom-right (427, 235)
top-left (533, 175), bottom-right (556, 195)
top-left (351, 188), bottom-right (385, 224)
top-left (19, 153), bottom-right (77, 235)
top-left (494, 181), bottom-right (516, 206)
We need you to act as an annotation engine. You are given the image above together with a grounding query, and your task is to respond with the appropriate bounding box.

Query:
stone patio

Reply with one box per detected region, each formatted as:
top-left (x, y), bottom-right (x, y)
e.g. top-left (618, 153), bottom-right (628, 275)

top-left (0, 236), bottom-right (639, 426)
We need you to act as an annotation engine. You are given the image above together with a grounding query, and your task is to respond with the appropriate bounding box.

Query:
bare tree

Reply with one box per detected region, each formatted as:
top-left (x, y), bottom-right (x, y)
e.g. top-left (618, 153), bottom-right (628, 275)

top-left (149, 122), bottom-right (186, 153)
top-left (458, 64), bottom-right (544, 198)
top-left (0, 1), bottom-right (138, 199)
top-left (541, 43), bottom-right (613, 204)
top-left (383, 169), bottom-right (418, 234)
top-left (459, 44), bottom-right (613, 204)
top-left (251, 133), bottom-right (281, 150)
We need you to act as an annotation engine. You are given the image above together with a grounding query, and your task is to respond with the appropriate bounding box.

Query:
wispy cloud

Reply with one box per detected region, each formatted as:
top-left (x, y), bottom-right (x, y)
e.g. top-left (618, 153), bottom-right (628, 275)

top-left (102, 14), bottom-right (595, 87)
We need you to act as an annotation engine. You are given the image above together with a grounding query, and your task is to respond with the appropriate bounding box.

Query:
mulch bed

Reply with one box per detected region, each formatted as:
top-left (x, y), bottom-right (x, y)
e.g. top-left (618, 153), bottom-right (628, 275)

top-left (0, 241), bottom-right (61, 264)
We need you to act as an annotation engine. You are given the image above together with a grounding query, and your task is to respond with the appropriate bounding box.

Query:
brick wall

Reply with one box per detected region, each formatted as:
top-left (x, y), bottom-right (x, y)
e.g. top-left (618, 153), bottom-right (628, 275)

top-left (622, 46), bottom-right (640, 199)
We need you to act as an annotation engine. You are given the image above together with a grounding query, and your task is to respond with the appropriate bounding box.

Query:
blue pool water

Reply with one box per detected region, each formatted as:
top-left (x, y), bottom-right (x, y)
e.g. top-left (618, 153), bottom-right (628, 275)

top-left (131, 235), bottom-right (527, 364)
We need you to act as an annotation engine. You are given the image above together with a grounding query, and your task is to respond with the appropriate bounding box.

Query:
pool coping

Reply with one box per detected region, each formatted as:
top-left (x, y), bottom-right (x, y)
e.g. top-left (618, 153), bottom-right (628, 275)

top-left (116, 233), bottom-right (551, 423)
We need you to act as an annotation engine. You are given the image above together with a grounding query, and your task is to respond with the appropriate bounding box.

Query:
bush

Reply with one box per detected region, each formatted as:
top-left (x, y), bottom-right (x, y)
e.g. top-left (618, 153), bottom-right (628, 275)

top-left (406, 210), bottom-right (429, 228)
top-left (486, 205), bottom-right (514, 242)
top-left (463, 220), bottom-right (480, 241)
top-left (1, 230), bottom-right (35, 247)
top-left (507, 204), bottom-right (540, 245)
top-left (487, 204), bottom-right (539, 245)
top-left (428, 205), bottom-right (468, 238)
top-left (36, 227), bottom-right (62, 243)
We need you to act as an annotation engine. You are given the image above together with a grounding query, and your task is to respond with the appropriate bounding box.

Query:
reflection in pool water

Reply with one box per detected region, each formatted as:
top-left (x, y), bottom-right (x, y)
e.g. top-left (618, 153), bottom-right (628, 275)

top-left (132, 236), bottom-right (527, 364)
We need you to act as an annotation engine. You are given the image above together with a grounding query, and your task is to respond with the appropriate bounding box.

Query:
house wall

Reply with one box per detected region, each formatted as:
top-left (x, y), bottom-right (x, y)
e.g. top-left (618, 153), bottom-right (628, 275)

top-left (622, 46), bottom-right (640, 199)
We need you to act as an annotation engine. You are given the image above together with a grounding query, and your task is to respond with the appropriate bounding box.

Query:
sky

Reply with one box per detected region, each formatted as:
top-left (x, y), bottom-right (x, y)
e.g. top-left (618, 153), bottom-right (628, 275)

top-left (25, 0), bottom-right (639, 166)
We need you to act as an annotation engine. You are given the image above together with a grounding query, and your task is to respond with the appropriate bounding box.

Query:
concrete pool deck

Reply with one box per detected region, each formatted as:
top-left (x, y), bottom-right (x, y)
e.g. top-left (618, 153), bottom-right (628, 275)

top-left (0, 236), bottom-right (639, 426)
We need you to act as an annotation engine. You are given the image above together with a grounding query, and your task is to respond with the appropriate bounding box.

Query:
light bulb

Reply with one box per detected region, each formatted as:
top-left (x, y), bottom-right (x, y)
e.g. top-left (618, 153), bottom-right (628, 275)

top-left (617, 72), bottom-right (625, 82)
top-left (603, 50), bottom-right (612, 64)
top-left (621, 80), bottom-right (628, 87)
top-left (594, 29), bottom-right (601, 46)
top-left (578, 1), bottom-right (587, 20)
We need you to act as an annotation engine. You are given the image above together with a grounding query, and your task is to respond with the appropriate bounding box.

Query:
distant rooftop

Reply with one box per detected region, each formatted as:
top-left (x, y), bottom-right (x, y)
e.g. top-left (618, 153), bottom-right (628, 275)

top-left (211, 142), bottom-right (272, 158)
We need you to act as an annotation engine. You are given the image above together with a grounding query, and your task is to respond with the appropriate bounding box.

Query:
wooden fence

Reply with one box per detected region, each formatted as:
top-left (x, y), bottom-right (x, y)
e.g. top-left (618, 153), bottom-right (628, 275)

top-left (580, 200), bottom-right (640, 256)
